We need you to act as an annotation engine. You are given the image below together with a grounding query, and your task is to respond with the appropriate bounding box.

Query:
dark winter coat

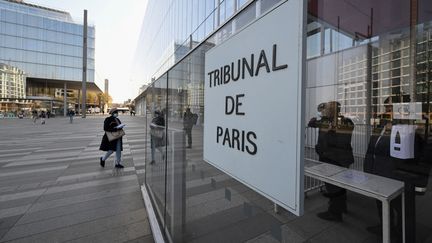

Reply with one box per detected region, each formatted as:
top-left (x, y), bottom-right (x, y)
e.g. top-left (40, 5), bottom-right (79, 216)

top-left (183, 111), bottom-right (197, 129)
top-left (364, 127), bottom-right (429, 187)
top-left (309, 116), bottom-right (355, 167)
top-left (99, 116), bottom-right (123, 151)
top-left (150, 115), bottom-right (166, 147)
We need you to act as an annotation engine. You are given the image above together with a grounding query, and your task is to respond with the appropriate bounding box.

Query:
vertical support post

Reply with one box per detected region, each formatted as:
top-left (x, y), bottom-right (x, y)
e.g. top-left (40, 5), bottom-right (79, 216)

top-left (409, 0), bottom-right (418, 102)
top-left (365, 8), bottom-right (374, 140)
top-left (320, 25), bottom-right (325, 55)
top-left (402, 192), bottom-right (406, 243)
top-left (63, 82), bottom-right (67, 117)
top-left (169, 130), bottom-right (186, 242)
top-left (77, 89), bottom-right (81, 115)
top-left (189, 34), bottom-right (193, 50)
top-left (82, 9), bottom-right (88, 118)
top-left (216, 0), bottom-right (221, 27)
top-left (382, 200), bottom-right (391, 243)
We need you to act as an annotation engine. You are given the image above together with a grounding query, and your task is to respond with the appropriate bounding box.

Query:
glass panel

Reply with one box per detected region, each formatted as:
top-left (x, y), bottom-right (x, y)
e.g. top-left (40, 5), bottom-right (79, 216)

top-left (145, 74), bottom-right (168, 231)
top-left (305, 0), bottom-right (432, 242)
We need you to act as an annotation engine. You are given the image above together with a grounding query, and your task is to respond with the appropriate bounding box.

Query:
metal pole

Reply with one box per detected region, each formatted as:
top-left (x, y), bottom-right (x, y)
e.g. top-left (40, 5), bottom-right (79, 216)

top-left (63, 82), bottom-right (67, 116)
top-left (82, 9), bottom-right (88, 118)
top-left (77, 89), bottom-right (81, 115)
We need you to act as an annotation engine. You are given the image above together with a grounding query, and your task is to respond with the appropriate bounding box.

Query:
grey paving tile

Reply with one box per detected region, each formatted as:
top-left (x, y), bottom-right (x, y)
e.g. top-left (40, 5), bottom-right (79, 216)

top-left (56, 166), bottom-right (135, 182)
top-left (0, 189), bottom-right (46, 203)
top-left (67, 220), bottom-right (151, 243)
top-left (35, 179), bottom-right (139, 203)
top-left (0, 205), bottom-right (30, 220)
top-left (2, 198), bottom-right (145, 241)
top-left (28, 185), bottom-right (139, 213)
top-left (2, 209), bottom-right (148, 243)
top-left (0, 196), bottom-right (40, 212)
top-left (0, 215), bottom-right (21, 230)
top-left (0, 228), bottom-right (8, 241)
top-left (125, 234), bottom-right (154, 243)
top-left (17, 191), bottom-right (142, 225)
top-left (43, 174), bottom-right (137, 195)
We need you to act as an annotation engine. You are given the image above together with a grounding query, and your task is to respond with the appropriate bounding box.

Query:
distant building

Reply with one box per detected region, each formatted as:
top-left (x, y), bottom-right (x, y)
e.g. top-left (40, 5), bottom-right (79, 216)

top-left (104, 79), bottom-right (109, 95)
top-left (0, 63), bottom-right (27, 111)
top-left (0, 0), bottom-right (101, 115)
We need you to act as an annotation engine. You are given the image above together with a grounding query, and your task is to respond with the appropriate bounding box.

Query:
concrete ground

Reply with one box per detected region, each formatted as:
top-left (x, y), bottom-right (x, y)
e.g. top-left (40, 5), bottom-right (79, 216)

top-left (0, 115), bottom-right (153, 243)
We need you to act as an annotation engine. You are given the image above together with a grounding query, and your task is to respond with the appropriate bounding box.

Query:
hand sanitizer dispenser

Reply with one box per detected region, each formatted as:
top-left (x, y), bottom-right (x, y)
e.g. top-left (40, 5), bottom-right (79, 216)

top-left (390, 124), bottom-right (416, 159)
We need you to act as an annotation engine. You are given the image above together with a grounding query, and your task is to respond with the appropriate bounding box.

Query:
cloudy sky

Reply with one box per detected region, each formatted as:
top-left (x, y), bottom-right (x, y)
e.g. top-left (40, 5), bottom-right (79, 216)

top-left (27, 0), bottom-right (148, 103)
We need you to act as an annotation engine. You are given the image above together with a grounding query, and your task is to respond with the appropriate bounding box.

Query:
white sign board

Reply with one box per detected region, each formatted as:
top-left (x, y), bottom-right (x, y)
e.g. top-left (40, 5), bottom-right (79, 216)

top-left (393, 102), bottom-right (423, 120)
top-left (204, 0), bottom-right (305, 216)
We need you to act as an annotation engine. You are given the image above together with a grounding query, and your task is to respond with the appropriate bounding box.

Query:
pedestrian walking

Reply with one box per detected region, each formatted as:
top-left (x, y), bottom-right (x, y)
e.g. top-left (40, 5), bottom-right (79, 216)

top-left (40, 111), bottom-right (46, 124)
top-left (68, 110), bottom-right (75, 123)
top-left (32, 110), bottom-right (38, 123)
top-left (99, 108), bottom-right (125, 168)
top-left (183, 108), bottom-right (197, 148)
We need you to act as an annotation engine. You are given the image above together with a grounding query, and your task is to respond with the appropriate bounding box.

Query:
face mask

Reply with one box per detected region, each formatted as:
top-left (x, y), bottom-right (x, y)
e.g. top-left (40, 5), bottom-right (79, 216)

top-left (113, 113), bottom-right (118, 118)
top-left (317, 112), bottom-right (322, 118)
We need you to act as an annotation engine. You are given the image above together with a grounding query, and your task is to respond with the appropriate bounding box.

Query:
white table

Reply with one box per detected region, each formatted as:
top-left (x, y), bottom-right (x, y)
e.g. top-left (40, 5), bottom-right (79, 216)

top-left (304, 159), bottom-right (405, 243)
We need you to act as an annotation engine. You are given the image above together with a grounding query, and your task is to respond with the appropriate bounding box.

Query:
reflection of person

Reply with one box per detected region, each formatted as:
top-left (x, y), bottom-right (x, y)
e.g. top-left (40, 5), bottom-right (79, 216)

top-left (183, 108), bottom-right (197, 148)
top-left (307, 103), bottom-right (326, 127)
top-left (309, 101), bottom-right (354, 221)
top-left (99, 108), bottom-right (124, 168)
top-left (150, 110), bottom-right (165, 164)
top-left (364, 96), bottom-right (428, 243)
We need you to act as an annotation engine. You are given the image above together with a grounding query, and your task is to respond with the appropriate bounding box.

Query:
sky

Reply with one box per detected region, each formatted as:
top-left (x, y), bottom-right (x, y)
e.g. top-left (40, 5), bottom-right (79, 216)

top-left (27, 0), bottom-right (148, 103)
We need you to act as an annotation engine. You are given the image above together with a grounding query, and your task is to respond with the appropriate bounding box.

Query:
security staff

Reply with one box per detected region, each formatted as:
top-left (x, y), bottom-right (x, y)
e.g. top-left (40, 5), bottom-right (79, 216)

top-left (309, 101), bottom-right (355, 221)
top-left (364, 96), bottom-right (429, 243)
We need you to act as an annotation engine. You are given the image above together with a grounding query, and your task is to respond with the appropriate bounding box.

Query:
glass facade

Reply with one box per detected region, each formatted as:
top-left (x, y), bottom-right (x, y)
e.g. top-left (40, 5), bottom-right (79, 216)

top-left (135, 0), bottom-right (432, 242)
top-left (132, 0), bottom-right (251, 96)
top-left (0, 0), bottom-right (95, 83)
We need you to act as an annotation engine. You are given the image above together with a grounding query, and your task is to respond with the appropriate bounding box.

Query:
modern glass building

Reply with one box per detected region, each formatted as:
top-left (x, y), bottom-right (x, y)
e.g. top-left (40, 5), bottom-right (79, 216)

top-left (134, 0), bottom-right (432, 242)
top-left (0, 0), bottom-right (99, 116)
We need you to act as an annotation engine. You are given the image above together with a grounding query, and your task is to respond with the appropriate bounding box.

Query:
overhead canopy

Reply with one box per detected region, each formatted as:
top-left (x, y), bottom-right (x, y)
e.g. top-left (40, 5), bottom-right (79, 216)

top-left (308, 0), bottom-right (432, 38)
top-left (27, 78), bottom-right (102, 93)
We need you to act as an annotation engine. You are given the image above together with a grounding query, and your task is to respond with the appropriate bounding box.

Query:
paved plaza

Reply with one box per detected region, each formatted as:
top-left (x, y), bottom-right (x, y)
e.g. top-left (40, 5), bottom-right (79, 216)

top-left (0, 115), bottom-right (153, 243)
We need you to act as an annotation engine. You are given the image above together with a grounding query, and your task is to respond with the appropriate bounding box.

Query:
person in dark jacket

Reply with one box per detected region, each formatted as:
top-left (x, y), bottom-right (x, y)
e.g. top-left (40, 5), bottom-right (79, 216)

top-left (99, 108), bottom-right (124, 168)
top-left (68, 110), bottom-right (75, 124)
top-left (183, 108), bottom-right (197, 148)
top-left (364, 96), bottom-right (429, 243)
top-left (150, 110), bottom-right (165, 164)
top-left (40, 111), bottom-right (46, 124)
top-left (308, 101), bottom-right (354, 221)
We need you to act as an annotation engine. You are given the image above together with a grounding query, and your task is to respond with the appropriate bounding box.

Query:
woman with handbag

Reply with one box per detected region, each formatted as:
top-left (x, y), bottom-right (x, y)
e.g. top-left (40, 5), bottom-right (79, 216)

top-left (99, 108), bottom-right (125, 168)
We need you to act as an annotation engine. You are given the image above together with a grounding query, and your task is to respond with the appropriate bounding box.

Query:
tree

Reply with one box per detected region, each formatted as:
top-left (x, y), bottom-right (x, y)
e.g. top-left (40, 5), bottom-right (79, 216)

top-left (97, 92), bottom-right (112, 107)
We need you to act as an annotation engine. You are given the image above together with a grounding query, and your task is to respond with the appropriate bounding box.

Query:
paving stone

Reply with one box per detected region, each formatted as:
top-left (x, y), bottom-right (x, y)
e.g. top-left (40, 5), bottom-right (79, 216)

top-left (68, 220), bottom-right (152, 243)
top-left (126, 234), bottom-right (155, 243)
top-left (2, 209), bottom-right (148, 243)
top-left (2, 198), bottom-right (145, 241)
top-left (16, 191), bottom-right (142, 225)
